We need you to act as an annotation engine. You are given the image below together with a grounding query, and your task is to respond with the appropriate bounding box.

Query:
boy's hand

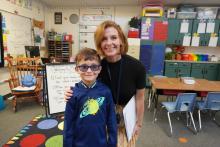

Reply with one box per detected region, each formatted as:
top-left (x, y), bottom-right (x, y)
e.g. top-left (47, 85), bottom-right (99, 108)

top-left (64, 88), bottom-right (73, 102)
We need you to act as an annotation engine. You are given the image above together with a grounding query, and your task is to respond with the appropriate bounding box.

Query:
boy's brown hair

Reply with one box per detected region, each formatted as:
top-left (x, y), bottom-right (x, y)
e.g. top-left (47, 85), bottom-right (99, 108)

top-left (75, 48), bottom-right (101, 65)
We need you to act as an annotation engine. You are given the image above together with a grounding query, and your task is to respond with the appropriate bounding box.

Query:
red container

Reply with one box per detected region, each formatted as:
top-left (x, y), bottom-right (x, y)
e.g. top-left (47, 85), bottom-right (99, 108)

top-left (64, 35), bottom-right (72, 41)
top-left (181, 54), bottom-right (189, 60)
top-left (128, 30), bottom-right (139, 38)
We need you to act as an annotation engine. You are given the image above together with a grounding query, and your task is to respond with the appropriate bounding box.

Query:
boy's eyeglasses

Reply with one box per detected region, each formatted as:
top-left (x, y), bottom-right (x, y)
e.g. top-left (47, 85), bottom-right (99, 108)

top-left (77, 64), bottom-right (101, 72)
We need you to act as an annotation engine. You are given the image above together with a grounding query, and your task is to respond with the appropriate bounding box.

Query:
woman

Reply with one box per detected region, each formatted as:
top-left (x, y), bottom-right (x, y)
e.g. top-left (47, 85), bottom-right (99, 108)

top-left (65, 20), bottom-right (146, 147)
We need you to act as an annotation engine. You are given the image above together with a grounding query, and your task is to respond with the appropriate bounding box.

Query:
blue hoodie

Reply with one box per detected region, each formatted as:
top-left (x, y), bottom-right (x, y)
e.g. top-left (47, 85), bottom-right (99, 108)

top-left (64, 81), bottom-right (117, 147)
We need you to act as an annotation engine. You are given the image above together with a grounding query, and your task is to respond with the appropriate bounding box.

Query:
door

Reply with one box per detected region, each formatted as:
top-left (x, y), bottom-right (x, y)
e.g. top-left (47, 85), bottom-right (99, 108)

top-left (164, 62), bottom-right (178, 77)
top-left (150, 43), bottom-right (165, 75)
top-left (204, 64), bottom-right (218, 81)
top-left (167, 19), bottom-right (179, 45)
top-left (178, 62), bottom-right (191, 77)
top-left (192, 19), bottom-right (207, 46)
top-left (191, 63), bottom-right (204, 79)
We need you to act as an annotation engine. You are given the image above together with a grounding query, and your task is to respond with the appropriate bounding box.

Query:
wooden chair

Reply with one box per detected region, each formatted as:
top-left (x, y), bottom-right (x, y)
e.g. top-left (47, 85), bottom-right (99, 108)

top-left (5, 57), bottom-right (43, 112)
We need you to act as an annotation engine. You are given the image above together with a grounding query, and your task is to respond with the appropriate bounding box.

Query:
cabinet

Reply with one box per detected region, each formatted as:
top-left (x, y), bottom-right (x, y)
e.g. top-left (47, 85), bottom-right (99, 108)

top-left (191, 19), bottom-right (220, 46)
top-left (140, 40), bottom-right (165, 75)
top-left (191, 63), bottom-right (218, 81)
top-left (164, 61), bottom-right (191, 77)
top-left (165, 61), bottom-right (219, 80)
top-left (48, 40), bottom-right (72, 62)
top-left (167, 19), bottom-right (193, 45)
top-left (167, 19), bottom-right (220, 46)
top-left (218, 64), bottom-right (220, 80)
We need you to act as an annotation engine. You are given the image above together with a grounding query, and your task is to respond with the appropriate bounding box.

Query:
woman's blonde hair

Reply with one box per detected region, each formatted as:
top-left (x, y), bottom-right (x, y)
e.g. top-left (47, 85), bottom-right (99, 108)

top-left (94, 20), bottom-right (128, 56)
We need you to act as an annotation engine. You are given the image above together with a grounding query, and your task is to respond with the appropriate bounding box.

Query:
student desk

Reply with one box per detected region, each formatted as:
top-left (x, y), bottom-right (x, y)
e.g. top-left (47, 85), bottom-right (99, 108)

top-left (148, 77), bottom-right (220, 122)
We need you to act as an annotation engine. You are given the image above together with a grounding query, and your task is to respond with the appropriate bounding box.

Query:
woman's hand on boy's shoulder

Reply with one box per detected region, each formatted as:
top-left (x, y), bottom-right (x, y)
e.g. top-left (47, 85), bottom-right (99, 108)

top-left (64, 88), bottom-right (73, 102)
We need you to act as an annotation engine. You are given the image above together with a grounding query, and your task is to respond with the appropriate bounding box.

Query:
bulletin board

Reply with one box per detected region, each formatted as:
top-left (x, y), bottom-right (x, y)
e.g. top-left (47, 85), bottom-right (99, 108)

top-left (0, 10), bottom-right (32, 56)
top-left (45, 63), bottom-right (81, 115)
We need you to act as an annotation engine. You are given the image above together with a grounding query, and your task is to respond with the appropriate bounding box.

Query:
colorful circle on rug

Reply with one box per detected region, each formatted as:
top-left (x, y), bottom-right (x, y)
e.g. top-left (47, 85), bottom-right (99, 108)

top-left (45, 135), bottom-right (63, 147)
top-left (11, 137), bottom-right (19, 140)
top-left (37, 119), bottom-right (58, 129)
top-left (29, 121), bottom-right (37, 125)
top-left (58, 121), bottom-right (64, 130)
top-left (6, 141), bottom-right (15, 144)
top-left (23, 126), bottom-right (29, 130)
top-left (20, 130), bottom-right (26, 133)
top-left (20, 134), bottom-right (46, 147)
top-left (16, 133), bottom-right (23, 137)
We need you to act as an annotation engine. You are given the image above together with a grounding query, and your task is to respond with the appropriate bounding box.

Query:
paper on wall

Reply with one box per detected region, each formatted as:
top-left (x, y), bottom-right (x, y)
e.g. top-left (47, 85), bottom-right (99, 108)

top-left (206, 22), bottom-right (215, 33)
top-left (191, 36), bottom-right (200, 47)
top-left (180, 22), bottom-right (189, 33)
top-left (197, 22), bottom-right (206, 33)
top-left (208, 37), bottom-right (218, 47)
top-left (182, 35), bottom-right (191, 46)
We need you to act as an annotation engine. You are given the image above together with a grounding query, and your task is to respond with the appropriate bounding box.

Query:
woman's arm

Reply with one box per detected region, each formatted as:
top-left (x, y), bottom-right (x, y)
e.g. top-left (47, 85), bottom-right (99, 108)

top-left (133, 88), bottom-right (145, 137)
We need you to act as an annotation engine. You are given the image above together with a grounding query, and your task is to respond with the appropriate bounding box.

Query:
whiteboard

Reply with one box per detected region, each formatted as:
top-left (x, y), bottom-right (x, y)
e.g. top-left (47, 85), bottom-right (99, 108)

top-left (45, 63), bottom-right (81, 115)
top-left (0, 11), bottom-right (32, 56)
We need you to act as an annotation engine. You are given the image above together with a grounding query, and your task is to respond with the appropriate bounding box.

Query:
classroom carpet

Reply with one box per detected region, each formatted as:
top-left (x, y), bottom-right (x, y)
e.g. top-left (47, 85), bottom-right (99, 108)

top-left (3, 114), bottom-right (64, 147)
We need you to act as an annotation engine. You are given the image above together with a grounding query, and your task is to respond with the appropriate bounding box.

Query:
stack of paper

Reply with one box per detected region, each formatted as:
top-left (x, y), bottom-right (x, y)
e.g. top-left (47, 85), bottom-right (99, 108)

top-left (123, 96), bottom-right (136, 141)
top-left (181, 77), bottom-right (195, 85)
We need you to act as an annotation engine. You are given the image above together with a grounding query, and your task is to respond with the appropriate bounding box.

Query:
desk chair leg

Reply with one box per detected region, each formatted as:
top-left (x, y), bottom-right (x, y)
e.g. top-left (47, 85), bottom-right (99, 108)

top-left (186, 112), bottom-right (189, 126)
top-left (198, 110), bottom-right (202, 131)
top-left (153, 94), bottom-right (159, 122)
top-left (212, 111), bottom-right (220, 127)
top-left (190, 112), bottom-right (197, 133)
top-left (153, 109), bottom-right (157, 123)
top-left (148, 90), bottom-right (152, 109)
top-left (167, 112), bottom-right (173, 135)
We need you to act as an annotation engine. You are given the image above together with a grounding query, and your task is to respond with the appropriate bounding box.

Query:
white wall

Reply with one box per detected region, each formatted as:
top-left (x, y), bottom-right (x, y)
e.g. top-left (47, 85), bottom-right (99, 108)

top-left (46, 6), bottom-right (141, 56)
top-left (0, 0), bottom-right (46, 21)
top-left (0, 0), bottom-right (47, 57)
top-left (46, 8), bottom-right (79, 55)
top-left (115, 6), bottom-right (141, 35)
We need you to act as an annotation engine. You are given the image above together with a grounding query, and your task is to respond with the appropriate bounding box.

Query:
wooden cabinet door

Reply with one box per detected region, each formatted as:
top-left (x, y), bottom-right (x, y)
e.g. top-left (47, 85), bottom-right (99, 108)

top-left (191, 63), bottom-right (205, 79)
top-left (178, 62), bottom-right (191, 77)
top-left (167, 19), bottom-right (180, 45)
top-left (204, 64), bottom-right (218, 81)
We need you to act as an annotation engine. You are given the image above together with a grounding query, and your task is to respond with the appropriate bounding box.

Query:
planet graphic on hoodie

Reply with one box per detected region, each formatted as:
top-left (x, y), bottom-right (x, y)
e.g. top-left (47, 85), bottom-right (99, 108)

top-left (80, 97), bottom-right (105, 118)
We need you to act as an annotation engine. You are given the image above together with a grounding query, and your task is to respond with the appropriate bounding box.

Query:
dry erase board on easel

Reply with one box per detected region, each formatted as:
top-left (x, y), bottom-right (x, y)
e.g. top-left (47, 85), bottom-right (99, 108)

top-left (45, 63), bottom-right (81, 115)
top-left (0, 10), bottom-right (32, 56)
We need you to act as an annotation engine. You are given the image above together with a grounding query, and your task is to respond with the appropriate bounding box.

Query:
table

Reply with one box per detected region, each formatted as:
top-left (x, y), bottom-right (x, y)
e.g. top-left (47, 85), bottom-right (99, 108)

top-left (149, 77), bottom-right (220, 122)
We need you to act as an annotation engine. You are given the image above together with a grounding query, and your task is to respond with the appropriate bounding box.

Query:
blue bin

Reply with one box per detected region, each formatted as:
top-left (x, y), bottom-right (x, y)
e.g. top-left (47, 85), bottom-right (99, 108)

top-left (0, 95), bottom-right (5, 111)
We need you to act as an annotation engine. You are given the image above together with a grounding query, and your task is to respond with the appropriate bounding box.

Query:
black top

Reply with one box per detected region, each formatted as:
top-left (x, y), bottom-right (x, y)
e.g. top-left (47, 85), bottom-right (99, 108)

top-left (99, 55), bottom-right (146, 105)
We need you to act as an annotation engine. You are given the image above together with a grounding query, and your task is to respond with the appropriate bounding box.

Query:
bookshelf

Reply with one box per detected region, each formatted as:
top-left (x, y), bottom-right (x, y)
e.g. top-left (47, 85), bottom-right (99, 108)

top-left (47, 32), bottom-right (72, 62)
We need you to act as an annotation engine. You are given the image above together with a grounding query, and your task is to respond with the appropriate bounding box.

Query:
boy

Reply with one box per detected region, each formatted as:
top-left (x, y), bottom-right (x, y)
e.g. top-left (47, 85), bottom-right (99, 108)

top-left (64, 48), bottom-right (117, 147)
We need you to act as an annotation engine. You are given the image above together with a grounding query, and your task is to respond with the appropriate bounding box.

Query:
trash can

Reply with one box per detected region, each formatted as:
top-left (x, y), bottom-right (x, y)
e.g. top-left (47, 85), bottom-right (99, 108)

top-left (0, 95), bottom-right (5, 111)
